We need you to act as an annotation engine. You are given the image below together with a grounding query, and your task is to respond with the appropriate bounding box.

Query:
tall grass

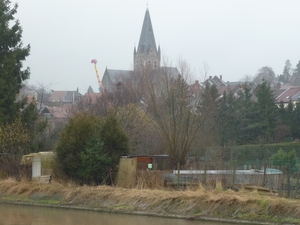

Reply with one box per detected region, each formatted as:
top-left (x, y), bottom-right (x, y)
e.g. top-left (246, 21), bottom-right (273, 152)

top-left (1, 177), bottom-right (300, 224)
top-left (136, 171), bottom-right (165, 189)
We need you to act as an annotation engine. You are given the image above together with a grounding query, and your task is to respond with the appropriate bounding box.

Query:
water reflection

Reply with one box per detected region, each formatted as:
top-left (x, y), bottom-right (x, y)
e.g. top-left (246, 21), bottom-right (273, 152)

top-left (0, 203), bottom-right (252, 225)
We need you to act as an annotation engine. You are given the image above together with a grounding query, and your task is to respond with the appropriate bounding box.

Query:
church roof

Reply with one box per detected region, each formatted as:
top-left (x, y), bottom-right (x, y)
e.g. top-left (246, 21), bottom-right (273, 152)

top-left (137, 9), bottom-right (157, 54)
top-left (155, 67), bottom-right (180, 78)
top-left (104, 69), bottom-right (133, 83)
top-left (87, 85), bottom-right (94, 94)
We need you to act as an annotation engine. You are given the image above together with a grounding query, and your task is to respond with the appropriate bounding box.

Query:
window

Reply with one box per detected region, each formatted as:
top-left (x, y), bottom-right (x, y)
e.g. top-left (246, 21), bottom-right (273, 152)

top-left (44, 113), bottom-right (51, 118)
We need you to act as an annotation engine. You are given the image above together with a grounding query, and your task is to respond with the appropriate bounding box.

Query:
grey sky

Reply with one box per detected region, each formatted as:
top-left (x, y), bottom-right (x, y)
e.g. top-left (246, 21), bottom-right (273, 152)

top-left (15, 0), bottom-right (300, 93)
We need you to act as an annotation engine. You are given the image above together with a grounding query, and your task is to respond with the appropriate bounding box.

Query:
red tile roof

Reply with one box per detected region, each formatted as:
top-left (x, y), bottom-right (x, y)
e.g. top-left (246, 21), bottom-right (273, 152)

top-left (275, 86), bottom-right (300, 103)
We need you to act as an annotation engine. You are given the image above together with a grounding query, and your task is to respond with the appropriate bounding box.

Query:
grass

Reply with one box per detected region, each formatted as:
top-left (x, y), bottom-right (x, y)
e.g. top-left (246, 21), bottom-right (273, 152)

top-left (1, 178), bottom-right (300, 224)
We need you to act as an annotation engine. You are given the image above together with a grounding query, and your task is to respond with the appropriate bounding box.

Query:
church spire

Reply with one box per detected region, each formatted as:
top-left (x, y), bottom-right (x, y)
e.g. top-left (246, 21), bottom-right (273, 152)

top-left (137, 9), bottom-right (157, 54)
top-left (133, 8), bottom-right (160, 70)
top-left (134, 9), bottom-right (160, 70)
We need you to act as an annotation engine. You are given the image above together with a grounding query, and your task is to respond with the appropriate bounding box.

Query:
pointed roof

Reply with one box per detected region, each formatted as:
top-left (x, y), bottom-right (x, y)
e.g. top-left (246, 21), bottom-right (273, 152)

top-left (137, 9), bottom-right (157, 53)
top-left (87, 85), bottom-right (94, 94)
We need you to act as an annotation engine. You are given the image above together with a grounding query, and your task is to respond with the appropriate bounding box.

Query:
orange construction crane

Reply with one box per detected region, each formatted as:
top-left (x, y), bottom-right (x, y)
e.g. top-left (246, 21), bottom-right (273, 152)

top-left (91, 59), bottom-right (104, 93)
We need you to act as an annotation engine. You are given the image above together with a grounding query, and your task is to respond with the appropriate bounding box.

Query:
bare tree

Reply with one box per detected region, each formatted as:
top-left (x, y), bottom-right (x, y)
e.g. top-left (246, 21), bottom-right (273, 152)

top-left (141, 61), bottom-right (207, 167)
top-left (116, 103), bottom-right (163, 155)
top-left (239, 74), bottom-right (253, 83)
top-left (253, 66), bottom-right (276, 84)
top-left (200, 61), bottom-right (211, 81)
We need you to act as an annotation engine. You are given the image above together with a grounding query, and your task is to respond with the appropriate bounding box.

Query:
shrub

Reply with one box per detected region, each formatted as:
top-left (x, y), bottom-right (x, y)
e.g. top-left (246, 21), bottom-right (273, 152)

top-left (100, 114), bottom-right (130, 168)
top-left (56, 112), bottom-right (130, 185)
top-left (56, 113), bottom-right (99, 181)
top-left (79, 137), bottom-right (111, 184)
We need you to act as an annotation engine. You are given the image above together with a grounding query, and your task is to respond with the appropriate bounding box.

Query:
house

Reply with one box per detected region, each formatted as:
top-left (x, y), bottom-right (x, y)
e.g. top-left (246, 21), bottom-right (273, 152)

top-left (48, 90), bottom-right (82, 104)
top-left (83, 93), bottom-right (101, 105)
top-left (40, 105), bottom-right (74, 119)
top-left (274, 86), bottom-right (300, 107)
top-left (17, 83), bottom-right (38, 104)
top-left (39, 105), bottom-right (74, 131)
top-left (203, 75), bottom-right (226, 89)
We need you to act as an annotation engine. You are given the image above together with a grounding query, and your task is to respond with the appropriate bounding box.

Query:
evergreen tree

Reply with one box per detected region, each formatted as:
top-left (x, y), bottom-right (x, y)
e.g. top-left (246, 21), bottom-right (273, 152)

top-left (293, 60), bottom-right (300, 77)
top-left (282, 59), bottom-right (292, 83)
top-left (291, 102), bottom-right (300, 139)
top-left (234, 85), bottom-right (254, 144)
top-left (216, 91), bottom-right (237, 147)
top-left (278, 101), bottom-right (288, 125)
top-left (253, 81), bottom-right (278, 142)
top-left (56, 113), bottom-right (100, 181)
top-left (79, 138), bottom-right (112, 184)
top-left (0, 0), bottom-right (30, 125)
top-left (286, 101), bottom-right (294, 129)
top-left (56, 112), bottom-right (129, 184)
top-left (99, 113), bottom-right (130, 171)
top-left (275, 101), bottom-right (291, 142)
top-left (198, 83), bottom-right (219, 146)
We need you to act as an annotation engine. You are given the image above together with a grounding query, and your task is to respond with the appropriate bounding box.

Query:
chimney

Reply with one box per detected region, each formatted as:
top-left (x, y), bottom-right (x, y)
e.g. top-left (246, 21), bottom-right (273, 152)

top-left (209, 76), bottom-right (212, 79)
top-left (220, 75), bottom-right (222, 80)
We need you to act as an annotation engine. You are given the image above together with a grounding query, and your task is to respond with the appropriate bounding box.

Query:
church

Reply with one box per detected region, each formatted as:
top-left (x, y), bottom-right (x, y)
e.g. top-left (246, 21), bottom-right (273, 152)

top-left (101, 8), bottom-right (179, 92)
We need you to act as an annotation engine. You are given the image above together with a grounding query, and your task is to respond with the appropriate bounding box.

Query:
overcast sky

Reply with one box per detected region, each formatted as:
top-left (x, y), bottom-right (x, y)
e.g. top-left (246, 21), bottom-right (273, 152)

top-left (14, 0), bottom-right (300, 93)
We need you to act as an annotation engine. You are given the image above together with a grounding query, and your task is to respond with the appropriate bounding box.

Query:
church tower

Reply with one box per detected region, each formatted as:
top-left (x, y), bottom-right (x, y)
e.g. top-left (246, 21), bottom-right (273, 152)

top-left (134, 9), bottom-right (161, 71)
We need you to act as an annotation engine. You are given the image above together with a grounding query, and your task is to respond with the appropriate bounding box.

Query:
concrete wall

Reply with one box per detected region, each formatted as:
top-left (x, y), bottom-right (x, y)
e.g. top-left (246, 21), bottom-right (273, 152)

top-left (116, 158), bottom-right (137, 188)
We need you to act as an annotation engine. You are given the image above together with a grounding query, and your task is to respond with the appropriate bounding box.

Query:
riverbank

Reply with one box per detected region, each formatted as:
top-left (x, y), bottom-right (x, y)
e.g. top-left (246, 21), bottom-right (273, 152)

top-left (1, 178), bottom-right (300, 224)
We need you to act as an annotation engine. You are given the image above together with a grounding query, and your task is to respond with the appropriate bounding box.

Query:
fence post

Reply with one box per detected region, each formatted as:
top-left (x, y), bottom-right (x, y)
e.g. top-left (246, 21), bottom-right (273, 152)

top-left (204, 164), bottom-right (207, 186)
top-left (287, 163), bottom-right (291, 198)
top-left (231, 160), bottom-right (236, 189)
top-left (294, 168), bottom-right (300, 198)
top-left (280, 166), bottom-right (284, 197)
top-left (262, 163), bottom-right (267, 187)
top-left (177, 163), bottom-right (180, 190)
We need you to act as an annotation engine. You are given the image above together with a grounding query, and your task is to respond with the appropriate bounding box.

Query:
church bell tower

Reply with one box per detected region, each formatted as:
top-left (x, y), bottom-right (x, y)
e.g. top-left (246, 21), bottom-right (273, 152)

top-left (134, 9), bottom-right (161, 71)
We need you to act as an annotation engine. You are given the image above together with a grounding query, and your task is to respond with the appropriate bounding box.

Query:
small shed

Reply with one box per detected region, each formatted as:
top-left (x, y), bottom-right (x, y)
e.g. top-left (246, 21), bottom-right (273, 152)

top-left (21, 151), bottom-right (56, 183)
top-left (116, 155), bottom-right (172, 188)
top-left (136, 155), bottom-right (172, 170)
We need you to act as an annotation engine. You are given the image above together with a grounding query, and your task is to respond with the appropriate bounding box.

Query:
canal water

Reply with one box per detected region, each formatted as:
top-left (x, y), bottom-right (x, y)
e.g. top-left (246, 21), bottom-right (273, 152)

top-left (0, 203), bottom-right (255, 225)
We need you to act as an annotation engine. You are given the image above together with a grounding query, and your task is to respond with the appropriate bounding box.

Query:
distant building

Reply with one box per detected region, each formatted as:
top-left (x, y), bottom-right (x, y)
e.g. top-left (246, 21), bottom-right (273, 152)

top-left (274, 86), bottom-right (300, 107)
top-left (48, 90), bottom-right (82, 104)
top-left (102, 8), bottom-right (179, 92)
top-left (17, 83), bottom-right (38, 104)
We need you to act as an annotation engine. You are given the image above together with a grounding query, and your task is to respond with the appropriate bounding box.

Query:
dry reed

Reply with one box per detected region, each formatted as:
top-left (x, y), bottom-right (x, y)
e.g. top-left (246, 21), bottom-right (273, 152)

top-left (1, 177), bottom-right (300, 224)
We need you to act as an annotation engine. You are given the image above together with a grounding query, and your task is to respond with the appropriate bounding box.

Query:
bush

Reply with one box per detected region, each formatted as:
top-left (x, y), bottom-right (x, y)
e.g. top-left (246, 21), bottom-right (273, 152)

top-left (0, 119), bottom-right (30, 178)
top-left (79, 137), bottom-right (112, 184)
top-left (56, 113), bottom-right (100, 181)
top-left (56, 112), bottom-right (130, 185)
top-left (270, 148), bottom-right (298, 172)
top-left (100, 114), bottom-right (130, 168)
